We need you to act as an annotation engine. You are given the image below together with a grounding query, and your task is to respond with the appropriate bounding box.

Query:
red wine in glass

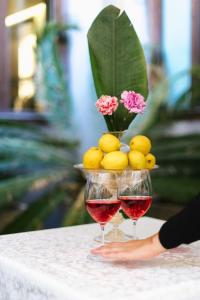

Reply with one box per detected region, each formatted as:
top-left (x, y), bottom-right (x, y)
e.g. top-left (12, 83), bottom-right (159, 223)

top-left (119, 196), bottom-right (152, 220)
top-left (86, 199), bottom-right (121, 224)
top-left (118, 170), bottom-right (152, 240)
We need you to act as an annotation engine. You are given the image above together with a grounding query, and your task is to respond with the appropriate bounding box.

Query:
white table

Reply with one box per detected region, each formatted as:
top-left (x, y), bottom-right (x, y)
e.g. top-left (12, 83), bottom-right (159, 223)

top-left (0, 217), bottom-right (200, 300)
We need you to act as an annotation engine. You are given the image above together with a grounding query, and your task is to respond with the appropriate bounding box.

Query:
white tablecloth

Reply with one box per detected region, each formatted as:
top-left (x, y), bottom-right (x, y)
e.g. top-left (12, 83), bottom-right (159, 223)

top-left (0, 217), bottom-right (200, 300)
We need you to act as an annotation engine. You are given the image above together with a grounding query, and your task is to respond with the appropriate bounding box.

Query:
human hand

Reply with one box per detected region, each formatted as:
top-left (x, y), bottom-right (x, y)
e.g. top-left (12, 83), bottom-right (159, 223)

top-left (91, 233), bottom-right (166, 261)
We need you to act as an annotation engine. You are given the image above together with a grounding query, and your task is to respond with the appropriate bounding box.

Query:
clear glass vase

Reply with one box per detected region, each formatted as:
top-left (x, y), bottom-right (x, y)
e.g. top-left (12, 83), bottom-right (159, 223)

top-left (94, 131), bottom-right (131, 243)
top-left (74, 130), bottom-right (131, 243)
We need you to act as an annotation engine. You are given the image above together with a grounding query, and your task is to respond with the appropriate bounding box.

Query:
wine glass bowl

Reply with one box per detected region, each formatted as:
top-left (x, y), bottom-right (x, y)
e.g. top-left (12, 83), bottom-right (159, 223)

top-left (85, 172), bottom-right (120, 244)
top-left (118, 169), bottom-right (152, 239)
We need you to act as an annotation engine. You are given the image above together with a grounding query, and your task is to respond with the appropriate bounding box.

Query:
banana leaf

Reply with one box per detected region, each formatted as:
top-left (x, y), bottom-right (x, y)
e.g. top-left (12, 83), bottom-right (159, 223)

top-left (88, 5), bottom-right (148, 131)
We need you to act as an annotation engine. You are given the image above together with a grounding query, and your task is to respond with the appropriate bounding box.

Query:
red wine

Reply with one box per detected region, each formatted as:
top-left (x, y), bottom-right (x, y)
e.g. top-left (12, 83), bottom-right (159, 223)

top-left (86, 199), bottom-right (121, 224)
top-left (119, 196), bottom-right (152, 220)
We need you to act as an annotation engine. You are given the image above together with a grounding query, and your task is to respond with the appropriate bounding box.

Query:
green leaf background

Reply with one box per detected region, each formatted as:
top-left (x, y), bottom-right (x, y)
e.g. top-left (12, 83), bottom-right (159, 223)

top-left (88, 5), bottom-right (148, 131)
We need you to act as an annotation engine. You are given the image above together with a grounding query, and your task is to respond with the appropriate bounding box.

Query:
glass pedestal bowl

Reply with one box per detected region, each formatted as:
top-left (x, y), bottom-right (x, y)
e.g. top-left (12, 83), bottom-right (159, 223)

top-left (94, 210), bottom-right (132, 243)
top-left (74, 131), bottom-right (156, 243)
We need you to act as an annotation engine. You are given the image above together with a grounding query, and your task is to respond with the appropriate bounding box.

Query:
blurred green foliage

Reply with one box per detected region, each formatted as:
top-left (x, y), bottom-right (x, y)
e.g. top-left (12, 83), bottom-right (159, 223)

top-left (127, 65), bottom-right (200, 204)
top-left (36, 22), bottom-right (78, 129)
top-left (0, 23), bottom-right (83, 234)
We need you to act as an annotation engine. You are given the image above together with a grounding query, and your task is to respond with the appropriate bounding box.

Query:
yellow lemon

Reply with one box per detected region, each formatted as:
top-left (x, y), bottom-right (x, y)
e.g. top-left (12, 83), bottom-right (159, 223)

top-left (83, 147), bottom-right (103, 169)
top-left (98, 133), bottom-right (120, 153)
top-left (129, 135), bottom-right (151, 155)
top-left (101, 151), bottom-right (128, 170)
top-left (128, 150), bottom-right (146, 170)
top-left (145, 153), bottom-right (156, 170)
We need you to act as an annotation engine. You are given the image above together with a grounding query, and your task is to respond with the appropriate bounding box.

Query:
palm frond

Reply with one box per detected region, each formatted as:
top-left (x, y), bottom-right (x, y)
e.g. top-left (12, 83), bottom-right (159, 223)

top-left (36, 22), bottom-right (78, 130)
top-left (0, 170), bottom-right (67, 209)
top-left (1, 190), bottom-right (68, 234)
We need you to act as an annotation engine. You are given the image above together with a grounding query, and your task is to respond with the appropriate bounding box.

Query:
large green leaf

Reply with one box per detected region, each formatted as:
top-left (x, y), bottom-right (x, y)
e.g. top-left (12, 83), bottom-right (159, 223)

top-left (87, 5), bottom-right (148, 131)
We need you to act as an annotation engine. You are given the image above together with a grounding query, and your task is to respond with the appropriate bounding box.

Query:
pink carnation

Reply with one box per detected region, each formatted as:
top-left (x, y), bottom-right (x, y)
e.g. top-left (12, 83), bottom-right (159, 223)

top-left (120, 90), bottom-right (146, 113)
top-left (95, 95), bottom-right (118, 115)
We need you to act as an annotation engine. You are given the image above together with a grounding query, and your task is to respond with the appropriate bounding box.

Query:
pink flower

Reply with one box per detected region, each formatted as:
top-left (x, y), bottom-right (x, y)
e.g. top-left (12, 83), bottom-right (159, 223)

top-left (120, 90), bottom-right (146, 113)
top-left (95, 95), bottom-right (118, 115)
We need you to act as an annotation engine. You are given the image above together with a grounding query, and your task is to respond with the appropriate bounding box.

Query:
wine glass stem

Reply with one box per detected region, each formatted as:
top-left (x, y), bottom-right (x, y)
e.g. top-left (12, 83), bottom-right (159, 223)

top-left (100, 224), bottom-right (105, 245)
top-left (132, 220), bottom-right (137, 240)
top-left (113, 224), bottom-right (118, 238)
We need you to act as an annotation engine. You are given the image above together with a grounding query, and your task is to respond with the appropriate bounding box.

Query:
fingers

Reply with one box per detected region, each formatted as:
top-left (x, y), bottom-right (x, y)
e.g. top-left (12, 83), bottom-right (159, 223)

top-left (90, 240), bottom-right (151, 261)
top-left (91, 240), bottom-right (140, 254)
top-left (91, 242), bottom-right (125, 254)
top-left (91, 242), bottom-right (137, 261)
top-left (91, 246), bottom-right (129, 261)
top-left (90, 235), bottom-right (165, 262)
top-left (102, 250), bottom-right (133, 261)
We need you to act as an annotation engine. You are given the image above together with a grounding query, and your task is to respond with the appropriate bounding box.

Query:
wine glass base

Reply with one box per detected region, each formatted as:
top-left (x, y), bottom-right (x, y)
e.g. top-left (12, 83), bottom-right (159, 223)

top-left (94, 229), bottom-right (132, 243)
top-left (87, 253), bottom-right (106, 262)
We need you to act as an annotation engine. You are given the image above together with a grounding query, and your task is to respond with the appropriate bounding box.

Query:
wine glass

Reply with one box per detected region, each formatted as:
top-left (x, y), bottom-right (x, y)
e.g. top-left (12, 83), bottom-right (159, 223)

top-left (85, 171), bottom-right (121, 245)
top-left (118, 169), bottom-right (152, 239)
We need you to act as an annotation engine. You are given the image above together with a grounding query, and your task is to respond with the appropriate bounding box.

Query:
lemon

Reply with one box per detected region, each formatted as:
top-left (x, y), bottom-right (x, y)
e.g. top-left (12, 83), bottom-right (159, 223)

top-left (83, 147), bottom-right (103, 169)
top-left (128, 150), bottom-right (146, 170)
top-left (130, 135), bottom-right (151, 155)
top-left (101, 151), bottom-right (128, 170)
top-left (98, 133), bottom-right (120, 153)
top-left (145, 153), bottom-right (156, 170)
